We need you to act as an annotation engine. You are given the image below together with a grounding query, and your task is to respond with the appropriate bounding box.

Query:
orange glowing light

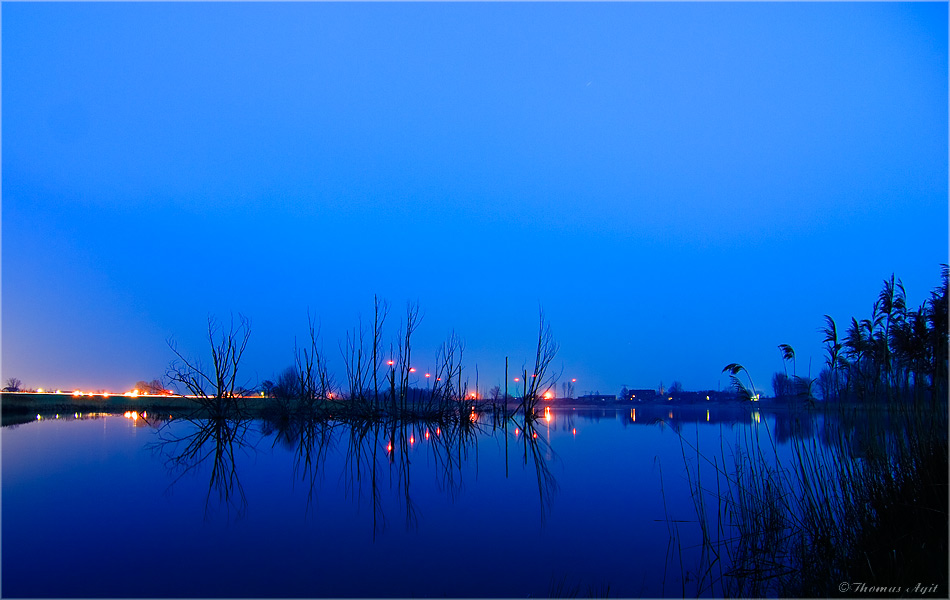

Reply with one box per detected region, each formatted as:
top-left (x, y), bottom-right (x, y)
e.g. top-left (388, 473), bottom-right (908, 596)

top-left (409, 367), bottom-right (416, 373)
top-left (72, 390), bottom-right (82, 397)
top-left (436, 427), bottom-right (441, 436)
top-left (514, 428), bottom-right (520, 436)
top-left (543, 391), bottom-right (553, 400)
top-left (532, 432), bottom-right (538, 439)
top-left (424, 430), bottom-right (430, 440)
top-left (386, 443), bottom-right (392, 452)
top-left (425, 373), bottom-right (430, 378)
top-left (387, 360), bottom-right (394, 366)
top-left (571, 378), bottom-right (576, 383)
top-left (410, 435), bottom-right (415, 445)
top-left (514, 377), bottom-right (520, 382)
top-left (572, 427), bottom-right (577, 435)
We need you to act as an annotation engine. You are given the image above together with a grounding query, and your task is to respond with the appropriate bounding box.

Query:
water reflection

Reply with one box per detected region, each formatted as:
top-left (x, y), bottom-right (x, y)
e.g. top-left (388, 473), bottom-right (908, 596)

top-left (152, 414), bottom-right (254, 520)
top-left (10, 404), bottom-right (930, 598)
top-left (516, 415), bottom-right (559, 522)
top-left (150, 404), bottom-right (562, 534)
top-left (146, 406), bottom-right (844, 533)
top-left (264, 414), bottom-right (339, 515)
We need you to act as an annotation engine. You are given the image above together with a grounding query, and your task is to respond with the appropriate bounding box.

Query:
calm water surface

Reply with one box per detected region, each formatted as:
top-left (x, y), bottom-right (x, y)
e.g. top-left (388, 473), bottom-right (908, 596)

top-left (3, 407), bottom-right (818, 597)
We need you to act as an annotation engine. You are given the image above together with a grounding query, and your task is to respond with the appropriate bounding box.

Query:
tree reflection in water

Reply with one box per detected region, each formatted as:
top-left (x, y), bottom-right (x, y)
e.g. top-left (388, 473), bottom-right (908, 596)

top-left (338, 413), bottom-right (494, 538)
top-left (152, 413), bottom-right (254, 520)
top-left (513, 411), bottom-right (559, 524)
top-left (153, 405), bottom-right (559, 534)
top-left (267, 413), bottom-right (339, 516)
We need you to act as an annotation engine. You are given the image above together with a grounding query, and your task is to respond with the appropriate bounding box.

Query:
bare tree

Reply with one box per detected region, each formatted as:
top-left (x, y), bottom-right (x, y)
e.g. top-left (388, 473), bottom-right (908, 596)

top-left (294, 312), bottom-right (335, 410)
top-left (429, 332), bottom-right (465, 415)
top-left (395, 302), bottom-right (422, 414)
top-left (341, 296), bottom-right (390, 413)
top-left (371, 296), bottom-right (389, 412)
top-left (3, 377), bottom-right (22, 392)
top-left (514, 310), bottom-right (560, 416)
top-left (133, 379), bottom-right (165, 394)
top-left (342, 320), bottom-right (369, 405)
top-left (166, 315), bottom-right (252, 415)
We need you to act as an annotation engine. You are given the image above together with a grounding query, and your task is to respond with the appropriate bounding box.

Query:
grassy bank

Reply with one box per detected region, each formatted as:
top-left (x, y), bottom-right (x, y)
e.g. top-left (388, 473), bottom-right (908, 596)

top-left (1, 392), bottom-right (272, 426)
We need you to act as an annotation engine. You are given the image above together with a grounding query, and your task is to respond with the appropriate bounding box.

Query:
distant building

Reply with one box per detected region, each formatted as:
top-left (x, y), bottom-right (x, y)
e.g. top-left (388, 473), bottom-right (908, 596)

top-left (577, 393), bottom-right (617, 403)
top-left (619, 387), bottom-right (738, 403)
top-left (622, 389), bottom-right (657, 402)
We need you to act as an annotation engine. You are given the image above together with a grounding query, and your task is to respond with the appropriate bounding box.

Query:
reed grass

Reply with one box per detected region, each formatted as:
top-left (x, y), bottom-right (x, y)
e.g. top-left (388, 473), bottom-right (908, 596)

top-left (678, 401), bottom-right (947, 597)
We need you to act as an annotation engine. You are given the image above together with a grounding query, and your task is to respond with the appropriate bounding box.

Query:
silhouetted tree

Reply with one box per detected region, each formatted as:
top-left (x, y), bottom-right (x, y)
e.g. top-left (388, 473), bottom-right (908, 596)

top-left (3, 377), bottom-right (22, 392)
top-left (260, 380), bottom-right (276, 398)
top-left (166, 314), bottom-right (252, 415)
top-left (133, 379), bottom-right (164, 394)
top-left (512, 310), bottom-right (560, 416)
top-left (273, 366), bottom-right (301, 400)
top-left (772, 372), bottom-right (791, 399)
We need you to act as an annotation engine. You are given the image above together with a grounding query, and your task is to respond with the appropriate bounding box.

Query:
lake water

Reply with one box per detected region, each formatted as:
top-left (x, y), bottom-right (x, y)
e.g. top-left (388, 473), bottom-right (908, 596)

top-left (3, 406), bottom-right (820, 598)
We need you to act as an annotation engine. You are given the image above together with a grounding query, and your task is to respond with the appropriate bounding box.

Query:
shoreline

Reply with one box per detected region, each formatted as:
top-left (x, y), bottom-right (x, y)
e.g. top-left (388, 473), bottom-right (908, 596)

top-left (2, 391), bottom-right (921, 428)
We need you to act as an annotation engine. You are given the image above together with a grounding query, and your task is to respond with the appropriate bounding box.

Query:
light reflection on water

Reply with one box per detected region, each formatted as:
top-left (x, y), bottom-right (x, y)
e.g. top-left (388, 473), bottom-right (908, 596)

top-left (3, 406), bottom-right (831, 598)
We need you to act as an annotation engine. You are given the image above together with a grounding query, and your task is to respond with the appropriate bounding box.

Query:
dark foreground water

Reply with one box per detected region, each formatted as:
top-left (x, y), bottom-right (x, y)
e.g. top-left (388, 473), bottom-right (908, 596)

top-left (3, 406), bottom-right (818, 597)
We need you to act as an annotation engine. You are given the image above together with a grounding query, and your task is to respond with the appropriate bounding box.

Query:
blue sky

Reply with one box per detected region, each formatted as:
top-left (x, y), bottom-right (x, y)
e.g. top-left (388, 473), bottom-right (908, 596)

top-left (3, 2), bottom-right (947, 396)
